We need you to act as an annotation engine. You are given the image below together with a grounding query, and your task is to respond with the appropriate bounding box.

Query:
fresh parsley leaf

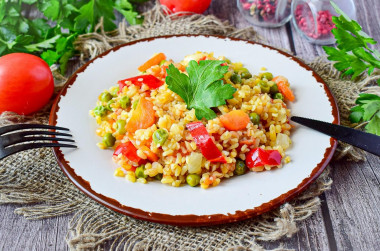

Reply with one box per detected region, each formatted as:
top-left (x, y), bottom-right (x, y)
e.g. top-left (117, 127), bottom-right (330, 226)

top-left (323, 2), bottom-right (380, 136)
top-left (0, 0), bottom-right (148, 73)
top-left (41, 49), bottom-right (60, 66)
top-left (22, 0), bottom-right (37, 4)
top-left (115, 0), bottom-right (143, 25)
top-left (349, 105), bottom-right (364, 123)
top-left (165, 60), bottom-right (237, 120)
top-left (349, 94), bottom-right (380, 135)
top-left (0, 1), bottom-right (5, 23)
top-left (323, 1), bottom-right (380, 80)
top-left (25, 34), bottom-right (61, 52)
top-left (355, 93), bottom-right (380, 103)
top-left (366, 113), bottom-right (380, 136)
top-left (74, 0), bottom-right (117, 33)
top-left (39, 0), bottom-right (61, 20)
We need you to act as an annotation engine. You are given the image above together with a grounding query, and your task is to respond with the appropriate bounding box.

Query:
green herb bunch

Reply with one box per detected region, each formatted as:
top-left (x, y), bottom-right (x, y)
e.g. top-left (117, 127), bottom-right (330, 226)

top-left (165, 60), bottom-right (236, 120)
top-left (323, 1), bottom-right (380, 135)
top-left (0, 0), bottom-right (147, 73)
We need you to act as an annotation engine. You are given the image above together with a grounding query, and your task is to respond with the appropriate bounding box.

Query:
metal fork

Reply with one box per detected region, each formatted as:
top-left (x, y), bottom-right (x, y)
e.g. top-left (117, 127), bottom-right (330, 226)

top-left (0, 124), bottom-right (77, 160)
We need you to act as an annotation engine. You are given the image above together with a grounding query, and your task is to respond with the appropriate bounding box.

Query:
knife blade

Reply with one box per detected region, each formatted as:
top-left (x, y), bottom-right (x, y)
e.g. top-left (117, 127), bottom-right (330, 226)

top-left (291, 116), bottom-right (380, 157)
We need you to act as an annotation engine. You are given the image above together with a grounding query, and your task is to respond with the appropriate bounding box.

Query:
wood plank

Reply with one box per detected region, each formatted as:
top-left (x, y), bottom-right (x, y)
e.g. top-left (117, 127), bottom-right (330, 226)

top-left (326, 155), bottom-right (380, 251)
top-left (355, 0), bottom-right (380, 45)
top-left (260, 207), bottom-right (330, 251)
top-left (288, 1), bottom-right (380, 249)
top-left (0, 204), bottom-right (70, 251)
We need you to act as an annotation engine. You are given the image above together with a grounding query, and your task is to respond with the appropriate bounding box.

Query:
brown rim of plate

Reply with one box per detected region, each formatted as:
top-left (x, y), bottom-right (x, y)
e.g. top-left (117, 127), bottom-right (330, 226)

top-left (49, 34), bottom-right (340, 226)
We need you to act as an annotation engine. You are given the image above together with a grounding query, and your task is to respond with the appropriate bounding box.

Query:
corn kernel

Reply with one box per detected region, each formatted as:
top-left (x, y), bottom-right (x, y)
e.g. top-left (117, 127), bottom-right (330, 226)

top-left (284, 156), bottom-right (291, 164)
top-left (97, 142), bottom-right (106, 149)
top-left (201, 183), bottom-right (209, 189)
top-left (137, 178), bottom-right (147, 184)
top-left (126, 171), bottom-right (136, 182)
top-left (114, 168), bottom-right (125, 177)
top-left (161, 176), bottom-right (174, 184)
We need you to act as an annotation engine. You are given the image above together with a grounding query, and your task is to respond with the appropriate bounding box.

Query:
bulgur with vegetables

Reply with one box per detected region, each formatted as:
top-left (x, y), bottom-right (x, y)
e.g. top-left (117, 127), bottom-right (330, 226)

top-left (90, 52), bottom-right (294, 188)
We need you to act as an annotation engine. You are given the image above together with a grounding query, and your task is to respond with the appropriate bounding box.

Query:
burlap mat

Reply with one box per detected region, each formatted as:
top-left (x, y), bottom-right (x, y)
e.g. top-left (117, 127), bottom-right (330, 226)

top-left (1, 4), bottom-right (380, 251)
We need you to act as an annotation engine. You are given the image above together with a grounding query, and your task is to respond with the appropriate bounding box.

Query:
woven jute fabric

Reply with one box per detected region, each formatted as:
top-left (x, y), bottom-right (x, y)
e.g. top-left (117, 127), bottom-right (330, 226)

top-left (1, 4), bottom-right (380, 251)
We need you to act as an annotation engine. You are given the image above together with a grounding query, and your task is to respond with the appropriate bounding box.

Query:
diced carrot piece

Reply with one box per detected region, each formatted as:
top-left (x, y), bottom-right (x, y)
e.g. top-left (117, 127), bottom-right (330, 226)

top-left (140, 145), bottom-right (158, 162)
top-left (220, 110), bottom-right (250, 131)
top-left (273, 76), bottom-right (295, 102)
top-left (126, 97), bottom-right (155, 133)
top-left (138, 53), bottom-right (166, 72)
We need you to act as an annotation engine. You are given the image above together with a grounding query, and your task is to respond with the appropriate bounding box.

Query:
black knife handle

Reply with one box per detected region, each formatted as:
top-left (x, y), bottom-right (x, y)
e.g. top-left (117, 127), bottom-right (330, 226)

top-left (291, 116), bottom-right (380, 157)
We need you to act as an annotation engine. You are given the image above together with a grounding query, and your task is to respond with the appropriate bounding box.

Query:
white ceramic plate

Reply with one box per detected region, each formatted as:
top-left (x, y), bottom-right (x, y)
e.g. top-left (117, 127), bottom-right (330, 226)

top-left (50, 35), bottom-right (339, 226)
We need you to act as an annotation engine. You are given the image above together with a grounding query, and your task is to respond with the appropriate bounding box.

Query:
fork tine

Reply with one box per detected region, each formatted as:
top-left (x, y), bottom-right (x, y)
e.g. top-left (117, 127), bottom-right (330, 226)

top-left (3, 136), bottom-right (75, 148)
top-left (0, 124), bottom-right (69, 135)
top-left (1, 143), bottom-right (77, 160)
top-left (17, 130), bottom-right (73, 137)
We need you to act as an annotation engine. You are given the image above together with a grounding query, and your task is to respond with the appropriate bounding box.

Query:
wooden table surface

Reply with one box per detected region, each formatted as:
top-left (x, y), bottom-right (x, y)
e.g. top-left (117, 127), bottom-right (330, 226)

top-left (1, 1), bottom-right (380, 250)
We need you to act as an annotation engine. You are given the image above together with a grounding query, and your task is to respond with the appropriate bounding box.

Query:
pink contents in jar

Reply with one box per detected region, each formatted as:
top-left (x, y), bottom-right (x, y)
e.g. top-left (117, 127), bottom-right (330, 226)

top-left (238, 0), bottom-right (292, 27)
top-left (295, 4), bottom-right (336, 39)
top-left (250, 0), bottom-right (277, 21)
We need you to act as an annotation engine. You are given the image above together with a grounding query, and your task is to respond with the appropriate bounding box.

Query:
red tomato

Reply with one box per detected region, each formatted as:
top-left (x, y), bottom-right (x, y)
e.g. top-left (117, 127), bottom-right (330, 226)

top-left (160, 0), bottom-right (212, 14)
top-left (0, 53), bottom-right (54, 115)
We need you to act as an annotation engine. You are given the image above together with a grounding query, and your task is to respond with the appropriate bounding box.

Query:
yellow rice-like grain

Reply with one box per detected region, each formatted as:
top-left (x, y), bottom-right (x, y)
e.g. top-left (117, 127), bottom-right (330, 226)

top-left (92, 52), bottom-right (293, 188)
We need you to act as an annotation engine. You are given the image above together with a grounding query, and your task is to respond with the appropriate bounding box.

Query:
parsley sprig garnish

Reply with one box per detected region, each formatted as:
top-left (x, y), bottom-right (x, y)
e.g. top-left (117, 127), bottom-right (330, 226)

top-left (0, 0), bottom-right (147, 73)
top-left (165, 60), bottom-right (236, 120)
top-left (349, 94), bottom-right (380, 135)
top-left (323, 1), bottom-right (380, 82)
top-left (323, 1), bottom-right (380, 135)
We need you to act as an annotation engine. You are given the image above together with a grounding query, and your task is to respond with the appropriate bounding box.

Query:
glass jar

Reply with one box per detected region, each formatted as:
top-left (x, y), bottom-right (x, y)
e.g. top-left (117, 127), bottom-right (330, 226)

top-left (237, 0), bottom-right (292, 28)
top-left (291, 0), bottom-right (356, 45)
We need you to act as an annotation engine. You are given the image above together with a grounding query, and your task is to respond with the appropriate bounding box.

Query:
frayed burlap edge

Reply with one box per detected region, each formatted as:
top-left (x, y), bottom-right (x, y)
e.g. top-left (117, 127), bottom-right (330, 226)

top-left (1, 3), bottom-right (380, 251)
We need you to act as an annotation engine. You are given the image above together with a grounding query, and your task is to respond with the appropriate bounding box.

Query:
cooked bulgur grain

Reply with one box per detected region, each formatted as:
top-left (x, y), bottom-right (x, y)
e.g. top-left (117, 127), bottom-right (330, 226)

top-left (91, 52), bottom-right (293, 188)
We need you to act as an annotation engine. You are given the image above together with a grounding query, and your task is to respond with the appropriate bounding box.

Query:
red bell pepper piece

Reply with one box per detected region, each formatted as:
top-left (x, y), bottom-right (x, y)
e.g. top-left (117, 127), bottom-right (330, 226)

top-left (186, 122), bottom-right (226, 163)
top-left (118, 75), bottom-right (163, 93)
top-left (113, 142), bottom-right (145, 164)
top-left (245, 148), bottom-right (282, 168)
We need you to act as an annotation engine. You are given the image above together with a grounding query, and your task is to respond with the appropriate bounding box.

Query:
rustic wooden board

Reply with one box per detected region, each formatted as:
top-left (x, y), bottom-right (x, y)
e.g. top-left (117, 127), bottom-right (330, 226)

top-left (1, 0), bottom-right (380, 250)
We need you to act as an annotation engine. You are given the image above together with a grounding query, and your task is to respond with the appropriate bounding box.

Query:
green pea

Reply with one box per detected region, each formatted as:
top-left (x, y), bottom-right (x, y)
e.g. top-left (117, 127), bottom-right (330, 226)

top-left (135, 165), bottom-right (147, 179)
top-left (100, 92), bottom-right (113, 102)
top-left (186, 174), bottom-right (200, 187)
top-left (249, 112), bottom-right (260, 125)
top-left (259, 81), bottom-right (270, 93)
top-left (269, 82), bottom-right (279, 94)
top-left (261, 72), bottom-right (273, 81)
top-left (132, 99), bottom-right (139, 109)
top-left (116, 119), bottom-right (126, 134)
top-left (155, 173), bottom-right (163, 180)
top-left (119, 96), bottom-right (131, 109)
top-left (110, 86), bottom-right (119, 97)
top-left (106, 100), bottom-right (115, 111)
top-left (234, 160), bottom-right (247, 175)
top-left (102, 133), bottom-right (116, 147)
top-left (93, 106), bottom-right (107, 117)
top-left (241, 71), bottom-right (252, 79)
top-left (274, 93), bottom-right (284, 100)
top-left (159, 59), bottom-right (167, 66)
top-left (230, 73), bottom-right (241, 84)
top-left (153, 129), bottom-right (169, 146)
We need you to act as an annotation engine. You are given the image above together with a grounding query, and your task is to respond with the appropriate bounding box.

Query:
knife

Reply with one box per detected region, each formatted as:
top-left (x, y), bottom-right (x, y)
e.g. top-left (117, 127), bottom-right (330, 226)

top-left (291, 116), bottom-right (380, 157)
